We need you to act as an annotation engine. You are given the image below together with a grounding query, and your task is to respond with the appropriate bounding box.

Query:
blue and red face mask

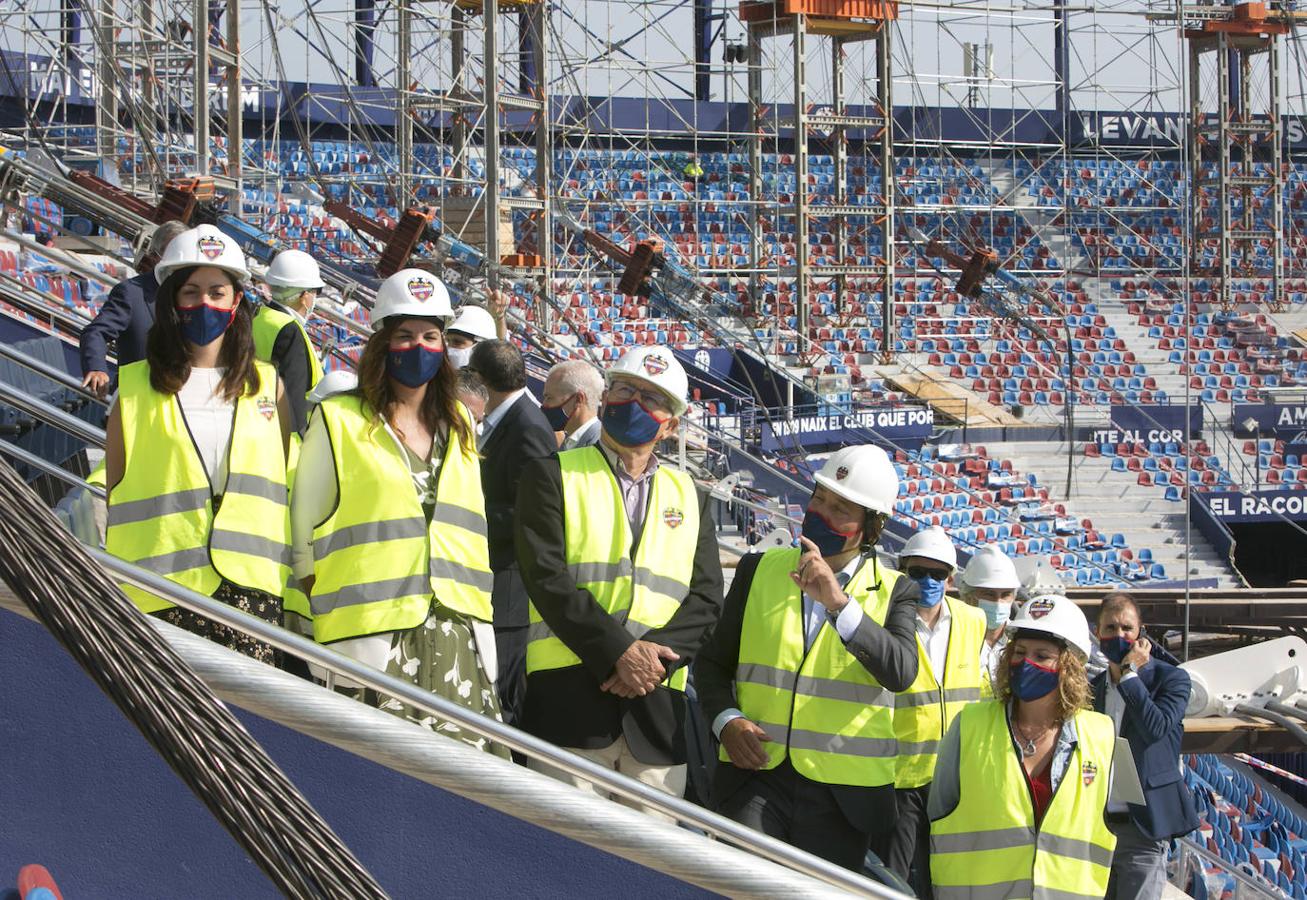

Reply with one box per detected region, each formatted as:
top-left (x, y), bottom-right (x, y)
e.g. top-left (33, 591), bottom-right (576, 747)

top-left (799, 508), bottom-right (858, 557)
top-left (178, 302), bottom-right (237, 346)
top-left (601, 398), bottom-right (665, 447)
top-left (387, 344), bottom-right (445, 387)
top-left (1009, 658), bottom-right (1059, 701)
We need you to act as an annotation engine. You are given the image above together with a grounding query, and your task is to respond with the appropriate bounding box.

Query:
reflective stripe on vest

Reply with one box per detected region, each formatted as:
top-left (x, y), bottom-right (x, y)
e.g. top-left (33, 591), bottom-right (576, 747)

top-left (252, 304), bottom-right (324, 390)
top-left (105, 359), bottom-right (291, 613)
top-left (526, 445), bottom-right (699, 690)
top-left (309, 394), bottom-right (491, 643)
top-left (893, 595), bottom-right (988, 788)
top-left (929, 701), bottom-right (1118, 899)
top-left (721, 546), bottom-right (900, 787)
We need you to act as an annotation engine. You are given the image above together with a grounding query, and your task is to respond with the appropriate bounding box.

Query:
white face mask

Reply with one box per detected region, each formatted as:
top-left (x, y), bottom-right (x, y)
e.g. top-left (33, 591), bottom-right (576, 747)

top-left (447, 346), bottom-right (474, 370)
top-left (301, 293), bottom-right (316, 318)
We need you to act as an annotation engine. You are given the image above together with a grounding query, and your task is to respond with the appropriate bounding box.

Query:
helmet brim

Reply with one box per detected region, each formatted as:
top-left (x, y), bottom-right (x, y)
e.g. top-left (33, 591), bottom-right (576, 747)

top-left (813, 472), bottom-right (894, 515)
top-left (604, 371), bottom-right (688, 416)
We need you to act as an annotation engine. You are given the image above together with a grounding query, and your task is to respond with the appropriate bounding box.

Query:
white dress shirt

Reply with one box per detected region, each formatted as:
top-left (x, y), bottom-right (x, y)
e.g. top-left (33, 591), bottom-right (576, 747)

top-left (479, 387), bottom-right (527, 446)
top-left (562, 416), bottom-right (601, 449)
top-left (916, 598), bottom-right (953, 683)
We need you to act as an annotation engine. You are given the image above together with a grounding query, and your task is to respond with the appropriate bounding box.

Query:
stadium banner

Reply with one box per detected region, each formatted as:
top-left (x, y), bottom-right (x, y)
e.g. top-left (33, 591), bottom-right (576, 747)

top-left (759, 405), bottom-right (934, 452)
top-left (1232, 403), bottom-right (1307, 439)
top-left (1197, 490), bottom-right (1307, 524)
top-left (1088, 404), bottom-right (1203, 445)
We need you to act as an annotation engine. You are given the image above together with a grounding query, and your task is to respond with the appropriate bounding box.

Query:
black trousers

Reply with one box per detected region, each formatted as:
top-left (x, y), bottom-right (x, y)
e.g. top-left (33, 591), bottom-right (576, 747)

top-left (874, 785), bottom-right (933, 899)
top-left (715, 760), bottom-right (873, 872)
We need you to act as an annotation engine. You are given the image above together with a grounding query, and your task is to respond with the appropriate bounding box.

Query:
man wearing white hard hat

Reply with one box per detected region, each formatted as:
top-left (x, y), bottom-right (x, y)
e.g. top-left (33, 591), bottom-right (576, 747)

top-left (929, 594), bottom-right (1120, 898)
top-left (881, 526), bottom-right (987, 896)
top-left (958, 544), bottom-right (1023, 688)
top-left (444, 302), bottom-right (506, 370)
top-left (696, 444), bottom-right (921, 870)
top-left (517, 345), bottom-right (724, 817)
top-left (290, 268), bottom-right (506, 754)
top-left (252, 248), bottom-right (327, 433)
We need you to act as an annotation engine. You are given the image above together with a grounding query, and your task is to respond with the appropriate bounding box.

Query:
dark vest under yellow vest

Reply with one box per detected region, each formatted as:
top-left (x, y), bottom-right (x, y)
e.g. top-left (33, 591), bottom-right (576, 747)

top-left (724, 547), bottom-right (902, 787)
top-left (106, 359), bottom-right (292, 613)
top-left (525, 445), bottom-right (700, 691)
top-left (893, 595), bottom-right (988, 788)
top-left (930, 700), bottom-right (1118, 899)
top-left (308, 393), bottom-right (492, 644)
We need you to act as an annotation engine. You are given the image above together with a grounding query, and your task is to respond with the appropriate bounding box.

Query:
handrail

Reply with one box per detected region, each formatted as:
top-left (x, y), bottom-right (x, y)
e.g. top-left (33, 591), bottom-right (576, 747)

top-left (0, 340), bottom-right (105, 406)
top-left (0, 226), bottom-right (124, 289)
top-left (0, 437), bottom-right (104, 497)
top-left (1175, 836), bottom-right (1287, 899)
top-left (80, 547), bottom-right (905, 897)
top-left (0, 378), bottom-right (106, 447)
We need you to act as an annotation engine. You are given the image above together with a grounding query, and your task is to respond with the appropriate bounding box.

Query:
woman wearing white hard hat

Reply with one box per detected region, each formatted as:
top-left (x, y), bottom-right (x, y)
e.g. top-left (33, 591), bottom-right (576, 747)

top-left (882, 526), bottom-right (988, 896)
top-left (290, 267), bottom-right (505, 755)
top-left (444, 299), bottom-right (507, 370)
top-left (696, 444), bottom-right (922, 871)
top-left (252, 248), bottom-right (327, 433)
top-left (104, 224), bottom-right (293, 663)
top-left (957, 544), bottom-right (1023, 689)
top-left (929, 594), bottom-right (1119, 898)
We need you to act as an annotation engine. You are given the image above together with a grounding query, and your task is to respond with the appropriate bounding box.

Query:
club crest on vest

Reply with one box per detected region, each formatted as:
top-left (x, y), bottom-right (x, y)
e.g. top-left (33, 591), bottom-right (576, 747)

top-left (1027, 597), bottom-right (1056, 619)
top-left (407, 277), bottom-right (435, 302)
top-left (198, 236), bottom-right (225, 260)
top-left (1082, 761), bottom-right (1098, 786)
top-left (643, 353), bottom-right (669, 376)
top-left (662, 506), bottom-right (684, 529)
top-left (257, 397), bottom-right (276, 420)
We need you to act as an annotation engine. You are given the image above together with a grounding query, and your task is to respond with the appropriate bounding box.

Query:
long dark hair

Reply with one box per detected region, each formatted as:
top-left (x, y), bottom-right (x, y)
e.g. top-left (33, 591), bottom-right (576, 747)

top-left (146, 265), bottom-right (259, 402)
top-left (355, 318), bottom-right (475, 456)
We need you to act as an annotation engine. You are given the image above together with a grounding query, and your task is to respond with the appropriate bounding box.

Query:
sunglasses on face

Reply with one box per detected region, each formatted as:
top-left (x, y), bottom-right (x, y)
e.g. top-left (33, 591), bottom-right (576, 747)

top-left (906, 566), bottom-right (951, 581)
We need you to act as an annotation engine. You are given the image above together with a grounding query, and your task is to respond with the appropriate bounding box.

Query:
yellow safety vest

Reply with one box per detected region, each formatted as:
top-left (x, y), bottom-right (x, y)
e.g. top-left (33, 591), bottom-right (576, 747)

top-left (308, 393), bottom-right (492, 644)
top-left (252, 303), bottom-right (325, 390)
top-left (893, 595), bottom-right (988, 789)
top-left (106, 359), bottom-right (292, 613)
top-left (86, 458), bottom-right (107, 489)
top-left (722, 547), bottom-right (901, 787)
top-left (526, 445), bottom-right (700, 691)
top-left (930, 700), bottom-right (1117, 899)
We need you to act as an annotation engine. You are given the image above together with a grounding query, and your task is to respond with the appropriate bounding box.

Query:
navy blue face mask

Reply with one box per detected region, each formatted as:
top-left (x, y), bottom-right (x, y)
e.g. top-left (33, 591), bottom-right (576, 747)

top-left (178, 302), bottom-right (237, 346)
top-left (387, 344), bottom-right (445, 388)
top-left (800, 509), bottom-right (858, 558)
top-left (601, 398), bottom-right (664, 447)
top-left (1100, 636), bottom-right (1135, 664)
top-left (542, 395), bottom-right (574, 431)
top-left (1009, 659), bottom-right (1060, 702)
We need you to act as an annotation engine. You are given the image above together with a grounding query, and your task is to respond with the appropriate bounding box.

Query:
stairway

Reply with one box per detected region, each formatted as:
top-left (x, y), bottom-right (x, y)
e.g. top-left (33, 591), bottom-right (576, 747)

top-left (985, 439), bottom-right (1242, 587)
top-left (1090, 287), bottom-right (1192, 403)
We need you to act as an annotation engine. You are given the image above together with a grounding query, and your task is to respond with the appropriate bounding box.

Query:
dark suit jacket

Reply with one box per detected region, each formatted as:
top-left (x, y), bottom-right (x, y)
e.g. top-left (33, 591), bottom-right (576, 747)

top-left (515, 452), bottom-right (725, 764)
top-left (694, 550), bottom-right (922, 836)
top-left (480, 392), bottom-right (558, 626)
top-left (1092, 654), bottom-right (1200, 841)
top-left (79, 272), bottom-right (157, 375)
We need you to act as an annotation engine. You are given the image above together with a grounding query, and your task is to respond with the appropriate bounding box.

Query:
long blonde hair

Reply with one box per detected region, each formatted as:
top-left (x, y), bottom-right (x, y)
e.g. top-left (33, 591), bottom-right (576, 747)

top-left (994, 639), bottom-right (1091, 721)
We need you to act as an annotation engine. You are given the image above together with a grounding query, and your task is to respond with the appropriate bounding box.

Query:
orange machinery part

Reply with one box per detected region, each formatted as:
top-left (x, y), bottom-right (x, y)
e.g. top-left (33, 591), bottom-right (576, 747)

top-left (740, 0), bottom-right (897, 23)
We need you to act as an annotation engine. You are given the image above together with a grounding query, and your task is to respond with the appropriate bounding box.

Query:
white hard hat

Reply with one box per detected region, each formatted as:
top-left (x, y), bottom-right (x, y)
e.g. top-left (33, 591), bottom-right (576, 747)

top-left (813, 445), bottom-right (899, 515)
top-left (370, 268), bottom-right (454, 330)
top-left (961, 545), bottom-right (1021, 591)
top-left (307, 369), bottom-right (358, 404)
top-left (1019, 559), bottom-right (1067, 604)
top-left (448, 305), bottom-right (498, 342)
top-left (1006, 594), bottom-right (1092, 659)
top-left (606, 346), bottom-right (689, 416)
top-left (155, 223), bottom-right (250, 285)
top-left (900, 525), bottom-right (957, 570)
top-left (265, 249), bottom-right (325, 290)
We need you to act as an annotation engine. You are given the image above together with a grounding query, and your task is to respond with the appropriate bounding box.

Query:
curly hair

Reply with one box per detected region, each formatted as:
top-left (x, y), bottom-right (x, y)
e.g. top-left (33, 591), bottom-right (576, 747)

top-left (994, 639), bottom-right (1091, 721)
top-left (353, 318), bottom-right (475, 456)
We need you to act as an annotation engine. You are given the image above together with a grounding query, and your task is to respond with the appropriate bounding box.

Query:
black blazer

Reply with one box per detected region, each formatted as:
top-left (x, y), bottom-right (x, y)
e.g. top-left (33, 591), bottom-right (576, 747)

top-left (1092, 654), bottom-right (1200, 841)
top-left (515, 452), bottom-right (724, 764)
top-left (694, 550), bottom-right (922, 835)
top-left (78, 272), bottom-right (157, 376)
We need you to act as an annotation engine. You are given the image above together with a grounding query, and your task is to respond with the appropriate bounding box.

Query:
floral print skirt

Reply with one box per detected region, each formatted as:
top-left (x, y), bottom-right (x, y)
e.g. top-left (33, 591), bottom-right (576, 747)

top-left (338, 603), bottom-right (509, 758)
top-left (153, 580), bottom-right (282, 665)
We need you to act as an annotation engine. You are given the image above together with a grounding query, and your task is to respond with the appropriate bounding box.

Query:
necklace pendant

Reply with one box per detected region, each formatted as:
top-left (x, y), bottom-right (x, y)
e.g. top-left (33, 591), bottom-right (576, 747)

top-left (1021, 738), bottom-right (1037, 757)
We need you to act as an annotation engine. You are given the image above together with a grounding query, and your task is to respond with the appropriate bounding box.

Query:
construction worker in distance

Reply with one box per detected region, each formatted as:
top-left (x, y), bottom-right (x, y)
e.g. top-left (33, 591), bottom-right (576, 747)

top-left (445, 300), bottom-right (507, 370)
top-left (880, 526), bottom-right (987, 897)
top-left (290, 268), bottom-right (505, 754)
top-left (929, 594), bottom-right (1119, 898)
top-left (252, 248), bottom-right (326, 434)
top-left (956, 545), bottom-right (1022, 690)
top-left (516, 345), bottom-right (724, 818)
top-left (695, 445), bottom-right (921, 871)
top-left (104, 224), bottom-right (293, 664)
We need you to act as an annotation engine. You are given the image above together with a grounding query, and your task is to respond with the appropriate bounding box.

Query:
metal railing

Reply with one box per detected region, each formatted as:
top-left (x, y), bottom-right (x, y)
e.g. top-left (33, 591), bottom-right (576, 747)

top-left (1174, 836), bottom-right (1288, 899)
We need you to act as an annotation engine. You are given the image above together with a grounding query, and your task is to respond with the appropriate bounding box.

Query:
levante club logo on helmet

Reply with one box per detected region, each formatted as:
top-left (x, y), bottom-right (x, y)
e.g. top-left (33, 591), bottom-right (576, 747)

top-left (1027, 597), bottom-right (1056, 619)
top-left (662, 506), bottom-right (684, 529)
top-left (835, 466), bottom-right (849, 481)
top-left (198, 236), bottom-right (225, 260)
top-left (643, 353), bottom-right (669, 376)
top-left (408, 277), bottom-right (435, 301)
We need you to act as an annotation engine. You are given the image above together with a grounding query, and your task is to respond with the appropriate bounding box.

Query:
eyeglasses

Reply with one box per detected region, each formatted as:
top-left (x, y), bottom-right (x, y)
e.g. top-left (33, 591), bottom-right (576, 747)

top-left (906, 566), bottom-right (951, 581)
top-left (607, 380), bottom-right (672, 413)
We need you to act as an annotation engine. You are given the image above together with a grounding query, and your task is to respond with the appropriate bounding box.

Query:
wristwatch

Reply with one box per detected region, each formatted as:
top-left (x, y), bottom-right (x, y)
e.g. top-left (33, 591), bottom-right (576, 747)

top-left (1123, 660), bottom-right (1141, 675)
